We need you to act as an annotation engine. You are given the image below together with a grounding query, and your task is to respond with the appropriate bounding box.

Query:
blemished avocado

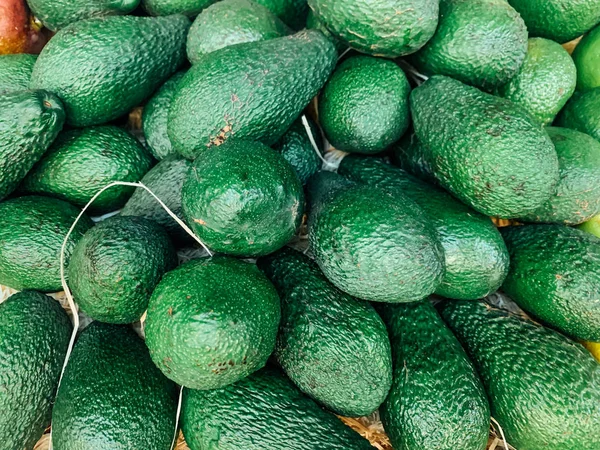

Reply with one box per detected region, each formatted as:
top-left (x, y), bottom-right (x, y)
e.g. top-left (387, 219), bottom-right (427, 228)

top-left (318, 55), bottom-right (411, 154)
top-left (0, 291), bottom-right (72, 450)
top-left (51, 322), bottom-right (178, 450)
top-left (572, 23), bottom-right (600, 91)
top-left (520, 127), bottom-right (600, 224)
top-left (30, 14), bottom-right (189, 127)
top-left (379, 301), bottom-right (490, 450)
top-left (0, 89), bottom-right (64, 200)
top-left (338, 156), bottom-right (509, 300)
top-left (410, 75), bottom-right (559, 218)
top-left (556, 87), bottom-right (600, 142)
top-left (308, 0), bottom-right (439, 57)
top-left (142, 0), bottom-right (217, 16)
top-left (0, 53), bottom-right (37, 93)
top-left (145, 257), bottom-right (281, 390)
top-left (501, 224), bottom-right (600, 342)
top-left (254, 0), bottom-right (309, 30)
top-left (181, 367), bottom-right (373, 450)
top-left (495, 38), bottom-right (577, 125)
top-left (68, 216), bottom-right (178, 324)
top-left (306, 10), bottom-right (346, 52)
top-left (409, 0), bottom-right (527, 90)
top-left (439, 299), bottom-right (600, 450)
top-left (307, 171), bottom-right (444, 303)
top-left (182, 140), bottom-right (304, 257)
top-left (168, 30), bottom-right (336, 159)
top-left (258, 247), bottom-right (392, 417)
top-left (186, 0), bottom-right (290, 63)
top-left (0, 196), bottom-right (93, 292)
top-left (20, 126), bottom-right (154, 214)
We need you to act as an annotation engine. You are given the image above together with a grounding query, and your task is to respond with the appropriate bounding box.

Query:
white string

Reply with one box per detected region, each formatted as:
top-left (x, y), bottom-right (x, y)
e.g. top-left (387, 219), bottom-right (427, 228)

top-left (491, 417), bottom-right (510, 450)
top-left (337, 47), bottom-right (351, 60)
top-left (170, 386), bottom-right (184, 450)
top-left (301, 115), bottom-right (337, 169)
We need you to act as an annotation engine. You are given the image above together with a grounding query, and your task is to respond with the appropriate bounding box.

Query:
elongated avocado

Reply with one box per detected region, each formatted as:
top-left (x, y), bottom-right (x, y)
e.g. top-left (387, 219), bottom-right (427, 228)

top-left (0, 53), bottom-right (37, 93)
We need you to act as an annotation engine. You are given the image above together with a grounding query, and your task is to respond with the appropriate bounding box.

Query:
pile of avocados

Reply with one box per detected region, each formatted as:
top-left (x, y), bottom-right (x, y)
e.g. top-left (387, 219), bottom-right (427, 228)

top-left (1, 0), bottom-right (600, 449)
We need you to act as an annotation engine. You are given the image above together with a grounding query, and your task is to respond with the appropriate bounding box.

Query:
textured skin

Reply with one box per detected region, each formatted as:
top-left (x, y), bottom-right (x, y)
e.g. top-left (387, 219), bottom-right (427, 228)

top-left (410, 0), bottom-right (527, 90)
top-left (339, 156), bottom-right (509, 300)
top-left (501, 225), bottom-right (600, 341)
top-left (520, 127), bottom-right (600, 224)
top-left (0, 90), bottom-right (64, 200)
top-left (0, 53), bottom-right (36, 93)
top-left (0, 291), bottom-right (71, 450)
top-left (306, 10), bottom-right (346, 52)
top-left (495, 38), bottom-right (577, 125)
top-left (319, 56), bottom-right (411, 154)
top-left (258, 247), bottom-right (392, 417)
top-left (254, 0), bottom-right (309, 30)
top-left (308, 0), bottom-right (439, 57)
top-left (145, 257), bottom-right (280, 389)
top-left (507, 0), bottom-right (600, 44)
top-left (68, 216), bottom-right (177, 324)
top-left (379, 301), bottom-right (489, 450)
top-left (308, 172), bottom-right (444, 303)
top-left (30, 15), bottom-right (189, 127)
top-left (556, 88), bottom-right (600, 142)
top-left (20, 126), bottom-right (153, 214)
top-left (390, 132), bottom-right (438, 185)
top-left (573, 23), bottom-right (600, 91)
top-left (52, 323), bottom-right (178, 450)
top-left (142, 0), bottom-right (216, 16)
top-left (181, 367), bottom-right (373, 450)
top-left (0, 196), bottom-right (93, 292)
top-left (168, 30), bottom-right (336, 159)
top-left (410, 76), bottom-right (559, 218)
top-left (182, 140), bottom-right (304, 256)
top-left (186, 0), bottom-right (290, 63)
top-left (439, 299), bottom-right (600, 450)
top-left (142, 70), bottom-right (186, 160)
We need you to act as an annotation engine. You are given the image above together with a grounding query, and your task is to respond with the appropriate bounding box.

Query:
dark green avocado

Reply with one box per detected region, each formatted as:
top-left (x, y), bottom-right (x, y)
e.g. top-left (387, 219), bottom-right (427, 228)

top-left (0, 53), bottom-right (37, 93)
top-left (306, 10), bottom-right (346, 52)
top-left (556, 87), bottom-right (600, 142)
top-left (142, 0), bottom-right (217, 16)
top-left (254, 0), bottom-right (309, 30)
top-left (390, 131), bottom-right (438, 185)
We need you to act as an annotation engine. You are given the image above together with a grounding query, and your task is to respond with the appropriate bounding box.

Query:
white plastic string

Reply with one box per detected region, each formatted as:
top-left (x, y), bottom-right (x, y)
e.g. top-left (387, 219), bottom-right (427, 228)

top-left (337, 47), bottom-right (351, 60)
top-left (170, 386), bottom-right (184, 450)
top-left (301, 114), bottom-right (337, 170)
top-left (491, 417), bottom-right (510, 450)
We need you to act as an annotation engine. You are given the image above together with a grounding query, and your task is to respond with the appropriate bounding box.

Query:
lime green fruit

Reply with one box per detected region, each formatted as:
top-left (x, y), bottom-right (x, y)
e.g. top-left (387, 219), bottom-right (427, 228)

top-left (573, 23), bottom-right (600, 91)
top-left (579, 214), bottom-right (600, 237)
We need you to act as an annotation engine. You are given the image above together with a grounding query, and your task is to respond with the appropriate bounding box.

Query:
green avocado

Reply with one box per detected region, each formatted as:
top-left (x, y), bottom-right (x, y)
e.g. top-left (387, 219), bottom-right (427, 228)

top-left (409, 0), bottom-right (527, 90)
top-left (145, 256), bottom-right (281, 390)
top-left (0, 196), bottom-right (93, 292)
top-left (439, 299), bottom-right (600, 450)
top-left (495, 38), bottom-right (577, 125)
top-left (254, 0), bottom-right (309, 30)
top-left (142, 0), bottom-right (216, 16)
top-left (258, 247), bottom-right (392, 417)
top-left (306, 10), bottom-right (346, 52)
top-left (379, 301), bottom-right (490, 450)
top-left (0, 291), bottom-right (72, 450)
top-left (318, 55), bottom-right (411, 154)
top-left (20, 126), bottom-right (153, 214)
top-left (0, 53), bottom-right (37, 93)
top-left (573, 23), bottom-right (600, 91)
top-left (181, 367), bottom-right (373, 450)
top-left (410, 75), bottom-right (559, 218)
top-left (501, 224), bottom-right (600, 342)
top-left (0, 89), bottom-right (64, 200)
top-left (30, 15), bottom-right (189, 127)
top-left (390, 131), bottom-right (437, 185)
top-left (168, 30), bottom-right (336, 159)
top-left (51, 322), bottom-right (178, 450)
top-left (556, 87), bottom-right (600, 141)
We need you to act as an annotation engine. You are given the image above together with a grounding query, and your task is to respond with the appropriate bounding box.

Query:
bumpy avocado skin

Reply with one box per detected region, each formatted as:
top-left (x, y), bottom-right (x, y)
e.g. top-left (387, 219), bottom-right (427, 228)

top-left (390, 131), bottom-right (438, 184)
top-left (0, 196), bottom-right (93, 292)
top-left (573, 24), bottom-right (600, 91)
top-left (306, 10), bottom-right (346, 52)
top-left (181, 367), bottom-right (374, 450)
top-left (0, 291), bottom-right (72, 450)
top-left (439, 299), bottom-right (600, 450)
top-left (0, 53), bottom-right (37, 93)
top-left (254, 0), bottom-right (309, 30)
top-left (258, 247), bottom-right (392, 417)
top-left (142, 0), bottom-right (217, 16)
top-left (52, 322), bottom-right (178, 450)
top-left (556, 87), bottom-right (600, 142)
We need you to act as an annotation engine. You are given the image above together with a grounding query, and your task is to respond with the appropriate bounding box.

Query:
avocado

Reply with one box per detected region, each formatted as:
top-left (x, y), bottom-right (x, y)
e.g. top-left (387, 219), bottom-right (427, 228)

top-left (495, 38), bottom-right (577, 125)
top-left (0, 291), bottom-right (72, 450)
top-left (145, 256), bottom-right (281, 389)
top-left (0, 90), bottom-right (64, 200)
top-left (390, 131), bottom-right (437, 185)
top-left (410, 75), bottom-right (559, 218)
top-left (556, 87), bottom-right (600, 141)
top-left (519, 127), bottom-right (600, 224)
top-left (51, 322), bottom-right (178, 450)
top-left (439, 299), bottom-right (600, 450)
top-left (572, 23), bottom-right (600, 91)
top-left (308, 0), bottom-right (439, 57)
top-left (338, 156), bottom-right (509, 300)
top-left (318, 55), bottom-right (411, 154)
top-left (20, 125), bottom-right (153, 214)
top-left (182, 140), bottom-right (304, 257)
top-left (379, 301), bottom-right (490, 450)
top-left (181, 367), bottom-right (373, 450)
top-left (306, 10), bottom-right (345, 52)
top-left (142, 0), bottom-right (216, 16)
top-left (0, 196), bottom-right (93, 292)
top-left (579, 214), bottom-right (600, 237)
top-left (186, 0), bottom-right (291, 63)
top-left (142, 71), bottom-right (186, 160)
top-left (0, 53), bottom-right (36, 93)
top-left (409, 0), bottom-right (527, 90)
top-left (30, 15), bottom-right (189, 127)
top-left (307, 171), bottom-right (444, 303)
top-left (168, 29), bottom-right (336, 159)
top-left (257, 247), bottom-right (392, 417)
top-left (507, 0), bottom-right (600, 44)
top-left (254, 0), bottom-right (308, 30)
top-left (501, 224), bottom-right (600, 342)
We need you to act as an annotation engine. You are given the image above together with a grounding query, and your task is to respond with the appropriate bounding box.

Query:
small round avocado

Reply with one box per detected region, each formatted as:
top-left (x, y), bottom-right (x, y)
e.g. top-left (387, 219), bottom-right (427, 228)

top-left (556, 87), bottom-right (600, 142)
top-left (572, 23), bottom-right (600, 91)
